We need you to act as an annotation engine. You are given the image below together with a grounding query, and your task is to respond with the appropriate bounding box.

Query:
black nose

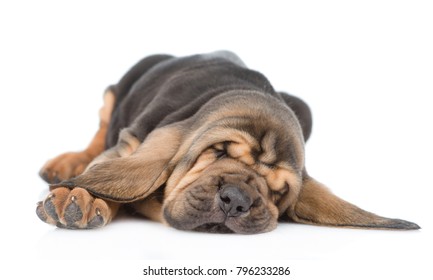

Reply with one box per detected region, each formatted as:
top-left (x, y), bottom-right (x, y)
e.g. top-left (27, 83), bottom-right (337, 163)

top-left (219, 184), bottom-right (253, 217)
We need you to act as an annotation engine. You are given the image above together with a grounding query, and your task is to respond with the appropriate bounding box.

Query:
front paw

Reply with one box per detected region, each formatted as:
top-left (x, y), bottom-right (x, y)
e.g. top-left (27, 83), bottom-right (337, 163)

top-left (39, 152), bottom-right (92, 183)
top-left (36, 187), bottom-right (114, 229)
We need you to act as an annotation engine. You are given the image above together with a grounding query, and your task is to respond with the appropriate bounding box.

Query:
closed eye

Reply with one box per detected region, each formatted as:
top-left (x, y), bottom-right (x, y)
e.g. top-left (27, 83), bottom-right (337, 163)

top-left (271, 191), bottom-right (282, 201)
top-left (214, 149), bottom-right (227, 159)
top-left (270, 183), bottom-right (289, 201)
top-left (260, 161), bottom-right (276, 169)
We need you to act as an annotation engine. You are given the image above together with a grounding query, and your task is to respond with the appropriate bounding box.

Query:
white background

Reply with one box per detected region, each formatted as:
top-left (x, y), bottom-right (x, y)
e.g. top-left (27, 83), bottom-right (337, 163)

top-left (1, 1), bottom-right (432, 279)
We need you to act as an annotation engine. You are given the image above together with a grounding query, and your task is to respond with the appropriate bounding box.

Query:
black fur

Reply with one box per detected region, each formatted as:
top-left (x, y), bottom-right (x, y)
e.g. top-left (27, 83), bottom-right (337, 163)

top-left (106, 52), bottom-right (312, 149)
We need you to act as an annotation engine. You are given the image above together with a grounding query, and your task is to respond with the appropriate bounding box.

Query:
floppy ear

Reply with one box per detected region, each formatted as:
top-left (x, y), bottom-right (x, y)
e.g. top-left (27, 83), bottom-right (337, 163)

top-left (56, 124), bottom-right (186, 203)
top-left (288, 175), bottom-right (420, 230)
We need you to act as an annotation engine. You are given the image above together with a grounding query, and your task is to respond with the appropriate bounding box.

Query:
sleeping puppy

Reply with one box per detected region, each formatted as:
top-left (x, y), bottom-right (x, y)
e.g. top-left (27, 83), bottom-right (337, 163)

top-left (36, 51), bottom-right (420, 233)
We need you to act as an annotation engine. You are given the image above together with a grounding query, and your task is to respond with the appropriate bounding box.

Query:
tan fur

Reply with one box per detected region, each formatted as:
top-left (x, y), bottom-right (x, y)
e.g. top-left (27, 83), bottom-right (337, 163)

top-left (99, 89), bottom-right (115, 124)
top-left (70, 123), bottom-right (185, 202)
top-left (85, 129), bottom-right (141, 171)
top-left (43, 187), bottom-right (70, 219)
top-left (117, 129), bottom-right (141, 156)
top-left (37, 89), bottom-right (122, 228)
top-left (193, 127), bottom-right (303, 216)
top-left (38, 82), bottom-right (418, 231)
top-left (168, 149), bottom-right (218, 198)
top-left (265, 167), bottom-right (302, 215)
top-left (60, 188), bottom-right (95, 227)
top-left (258, 132), bottom-right (277, 164)
top-left (227, 142), bottom-right (255, 165)
top-left (38, 187), bottom-right (119, 229)
top-left (165, 126), bottom-right (259, 195)
top-left (164, 159), bottom-right (245, 205)
top-left (40, 90), bottom-right (115, 183)
top-left (288, 176), bottom-right (413, 229)
top-left (200, 130), bottom-right (303, 217)
top-left (130, 197), bottom-right (163, 223)
top-left (90, 198), bottom-right (120, 225)
top-left (163, 158), bottom-right (280, 233)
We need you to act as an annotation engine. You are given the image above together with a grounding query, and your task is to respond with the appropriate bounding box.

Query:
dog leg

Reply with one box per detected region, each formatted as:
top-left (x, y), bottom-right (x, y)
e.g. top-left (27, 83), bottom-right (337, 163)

top-left (128, 195), bottom-right (164, 223)
top-left (36, 122), bottom-right (184, 228)
top-left (39, 90), bottom-right (115, 183)
top-left (36, 187), bottom-right (119, 229)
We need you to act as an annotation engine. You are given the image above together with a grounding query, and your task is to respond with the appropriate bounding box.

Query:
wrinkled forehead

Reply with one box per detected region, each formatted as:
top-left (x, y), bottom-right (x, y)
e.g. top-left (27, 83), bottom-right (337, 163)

top-left (199, 159), bottom-right (262, 185)
top-left (165, 127), bottom-right (304, 206)
top-left (191, 146), bottom-right (302, 196)
top-left (203, 151), bottom-right (302, 214)
top-left (210, 142), bottom-right (302, 193)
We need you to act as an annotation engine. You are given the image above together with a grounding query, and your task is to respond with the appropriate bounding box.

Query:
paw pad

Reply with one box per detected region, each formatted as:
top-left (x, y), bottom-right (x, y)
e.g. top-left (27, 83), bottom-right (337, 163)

top-left (36, 187), bottom-right (114, 229)
top-left (43, 196), bottom-right (59, 221)
top-left (64, 200), bottom-right (83, 226)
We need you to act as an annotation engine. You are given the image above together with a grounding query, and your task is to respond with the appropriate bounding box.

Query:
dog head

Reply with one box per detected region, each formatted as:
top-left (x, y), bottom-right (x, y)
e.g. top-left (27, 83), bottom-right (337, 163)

top-left (159, 92), bottom-right (306, 233)
top-left (163, 152), bottom-right (281, 233)
top-left (67, 91), bottom-right (419, 233)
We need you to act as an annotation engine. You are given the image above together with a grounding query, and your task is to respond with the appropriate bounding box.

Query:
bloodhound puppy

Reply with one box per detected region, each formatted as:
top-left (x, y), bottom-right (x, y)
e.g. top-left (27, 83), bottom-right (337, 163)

top-left (36, 51), bottom-right (419, 233)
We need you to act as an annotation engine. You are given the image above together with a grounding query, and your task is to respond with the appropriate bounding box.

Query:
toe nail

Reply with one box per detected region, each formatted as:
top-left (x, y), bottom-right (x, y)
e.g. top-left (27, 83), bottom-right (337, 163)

top-left (96, 208), bottom-right (101, 216)
top-left (71, 196), bottom-right (76, 202)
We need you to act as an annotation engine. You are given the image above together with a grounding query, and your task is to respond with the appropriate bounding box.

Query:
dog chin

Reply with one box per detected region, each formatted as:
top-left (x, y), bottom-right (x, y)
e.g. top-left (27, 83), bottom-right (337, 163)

top-left (167, 210), bottom-right (278, 234)
top-left (191, 217), bottom-right (277, 234)
top-left (164, 208), bottom-right (275, 234)
top-left (193, 219), bottom-right (277, 234)
top-left (193, 223), bottom-right (234, 233)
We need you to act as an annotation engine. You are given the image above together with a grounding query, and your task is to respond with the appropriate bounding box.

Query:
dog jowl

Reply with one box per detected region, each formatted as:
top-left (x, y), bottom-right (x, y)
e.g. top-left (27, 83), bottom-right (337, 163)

top-left (36, 51), bottom-right (420, 233)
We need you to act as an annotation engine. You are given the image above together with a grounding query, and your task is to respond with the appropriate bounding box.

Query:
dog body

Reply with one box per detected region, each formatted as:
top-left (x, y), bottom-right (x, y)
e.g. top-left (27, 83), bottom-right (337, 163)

top-left (104, 52), bottom-right (311, 149)
top-left (37, 51), bottom-right (419, 233)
